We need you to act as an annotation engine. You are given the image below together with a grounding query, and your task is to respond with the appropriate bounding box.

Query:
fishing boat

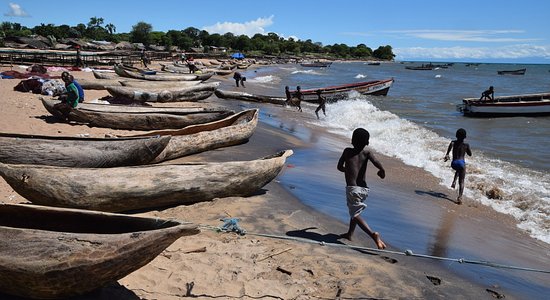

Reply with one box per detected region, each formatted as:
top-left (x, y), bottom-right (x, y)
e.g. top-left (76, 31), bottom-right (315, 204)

top-left (42, 98), bottom-right (234, 130)
top-left (458, 92), bottom-right (550, 117)
top-left (405, 65), bottom-right (434, 70)
top-left (105, 82), bottom-right (218, 102)
top-left (120, 79), bottom-right (202, 88)
top-left (0, 203), bottom-right (198, 299)
top-left (115, 64), bottom-right (214, 81)
top-left (0, 150), bottom-right (293, 212)
top-left (126, 109), bottom-right (259, 163)
top-left (0, 133), bottom-right (170, 167)
top-left (78, 78), bottom-right (122, 90)
top-left (497, 68), bottom-right (526, 75)
top-left (294, 78), bottom-right (394, 102)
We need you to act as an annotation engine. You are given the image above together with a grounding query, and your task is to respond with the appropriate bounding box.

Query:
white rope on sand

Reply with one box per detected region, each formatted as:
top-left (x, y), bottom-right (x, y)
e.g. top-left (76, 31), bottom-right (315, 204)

top-left (199, 220), bottom-right (550, 275)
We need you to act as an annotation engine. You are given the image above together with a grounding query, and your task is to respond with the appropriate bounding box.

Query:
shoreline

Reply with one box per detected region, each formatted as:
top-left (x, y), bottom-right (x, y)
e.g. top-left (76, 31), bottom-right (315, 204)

top-left (0, 62), bottom-right (547, 299)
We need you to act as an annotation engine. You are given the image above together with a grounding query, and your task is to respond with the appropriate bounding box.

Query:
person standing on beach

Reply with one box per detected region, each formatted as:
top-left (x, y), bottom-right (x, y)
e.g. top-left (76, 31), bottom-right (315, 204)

top-left (75, 45), bottom-right (83, 68)
top-left (140, 49), bottom-right (148, 68)
top-left (315, 89), bottom-right (326, 119)
top-left (338, 128), bottom-right (387, 249)
top-left (444, 128), bottom-right (472, 204)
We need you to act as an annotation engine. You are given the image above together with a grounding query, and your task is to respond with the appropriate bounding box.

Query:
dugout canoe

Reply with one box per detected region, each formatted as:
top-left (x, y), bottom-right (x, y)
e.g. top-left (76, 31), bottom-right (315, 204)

top-left (0, 132), bottom-right (170, 167)
top-left (78, 78), bottom-right (122, 90)
top-left (105, 82), bottom-right (218, 102)
top-left (214, 89), bottom-right (287, 105)
top-left (120, 79), bottom-right (202, 88)
top-left (42, 98), bottom-right (225, 115)
top-left (0, 150), bottom-right (293, 212)
top-left (0, 203), bottom-right (199, 299)
top-left (114, 64), bottom-right (214, 81)
top-left (42, 98), bottom-right (234, 130)
top-left (293, 78), bottom-right (394, 102)
top-left (458, 92), bottom-right (550, 117)
top-left (126, 109), bottom-right (259, 162)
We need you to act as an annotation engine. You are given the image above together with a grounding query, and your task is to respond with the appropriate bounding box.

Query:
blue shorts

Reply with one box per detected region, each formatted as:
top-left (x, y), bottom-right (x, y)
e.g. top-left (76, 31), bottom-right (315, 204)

top-left (451, 159), bottom-right (465, 171)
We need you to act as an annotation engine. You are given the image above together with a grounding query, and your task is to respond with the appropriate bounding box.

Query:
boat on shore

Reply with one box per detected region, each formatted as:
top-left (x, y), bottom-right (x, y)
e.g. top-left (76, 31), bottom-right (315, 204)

top-left (42, 98), bottom-right (234, 130)
top-left (0, 203), bottom-right (198, 299)
top-left (459, 92), bottom-right (550, 117)
top-left (0, 133), bottom-right (170, 167)
top-left (125, 109), bottom-right (259, 163)
top-left (0, 150), bottom-right (293, 212)
top-left (497, 68), bottom-right (526, 75)
top-left (294, 78), bottom-right (394, 102)
top-left (114, 64), bottom-right (214, 81)
top-left (215, 89), bottom-right (287, 105)
top-left (105, 82), bottom-right (218, 102)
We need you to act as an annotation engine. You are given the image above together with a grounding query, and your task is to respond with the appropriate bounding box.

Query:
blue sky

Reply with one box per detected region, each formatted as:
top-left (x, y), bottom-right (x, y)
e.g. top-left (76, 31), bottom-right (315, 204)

top-left (3, 0), bottom-right (549, 63)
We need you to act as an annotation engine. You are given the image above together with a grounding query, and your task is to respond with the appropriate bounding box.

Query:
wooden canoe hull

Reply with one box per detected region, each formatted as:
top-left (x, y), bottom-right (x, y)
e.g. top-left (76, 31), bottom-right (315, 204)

top-left (42, 98), bottom-right (234, 130)
top-left (115, 64), bottom-right (214, 81)
top-left (120, 80), bottom-right (202, 88)
top-left (295, 78), bottom-right (394, 102)
top-left (78, 78), bottom-right (122, 90)
top-left (128, 109), bottom-right (259, 162)
top-left (214, 89), bottom-right (287, 105)
top-left (0, 133), bottom-right (170, 167)
top-left (106, 83), bottom-right (218, 102)
top-left (460, 93), bottom-right (550, 117)
top-left (0, 150), bottom-right (293, 212)
top-left (0, 203), bottom-right (199, 299)
top-left (42, 98), bottom-right (225, 114)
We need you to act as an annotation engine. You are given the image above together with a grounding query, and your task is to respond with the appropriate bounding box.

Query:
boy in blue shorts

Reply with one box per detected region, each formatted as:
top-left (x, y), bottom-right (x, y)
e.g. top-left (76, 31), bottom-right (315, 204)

top-left (444, 128), bottom-right (472, 204)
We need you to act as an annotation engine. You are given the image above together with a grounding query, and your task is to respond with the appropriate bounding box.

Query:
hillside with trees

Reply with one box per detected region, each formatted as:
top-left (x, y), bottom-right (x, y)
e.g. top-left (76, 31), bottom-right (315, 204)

top-left (0, 18), bottom-right (395, 60)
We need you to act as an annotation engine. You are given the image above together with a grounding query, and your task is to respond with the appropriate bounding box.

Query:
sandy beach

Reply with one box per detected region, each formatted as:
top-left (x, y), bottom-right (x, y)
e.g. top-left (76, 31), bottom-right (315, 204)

top-left (0, 61), bottom-right (547, 299)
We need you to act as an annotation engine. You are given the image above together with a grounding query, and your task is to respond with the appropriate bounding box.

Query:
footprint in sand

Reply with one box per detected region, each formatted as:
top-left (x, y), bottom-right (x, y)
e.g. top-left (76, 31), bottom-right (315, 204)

top-left (426, 275), bottom-right (441, 285)
top-left (380, 256), bottom-right (398, 264)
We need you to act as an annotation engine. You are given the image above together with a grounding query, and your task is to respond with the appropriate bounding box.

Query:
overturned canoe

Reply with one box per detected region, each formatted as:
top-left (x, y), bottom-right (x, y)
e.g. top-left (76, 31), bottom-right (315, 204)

top-left (0, 150), bottom-right (293, 212)
top-left (41, 98), bottom-right (224, 115)
top-left (127, 109), bottom-right (259, 162)
top-left (120, 80), bottom-right (202, 88)
top-left (78, 78), bottom-right (122, 90)
top-left (115, 64), bottom-right (214, 81)
top-left (42, 98), bottom-right (234, 130)
top-left (106, 82), bottom-right (218, 102)
top-left (215, 89), bottom-right (287, 105)
top-left (0, 132), bottom-right (170, 167)
top-left (92, 70), bottom-right (124, 80)
top-left (0, 203), bottom-right (198, 299)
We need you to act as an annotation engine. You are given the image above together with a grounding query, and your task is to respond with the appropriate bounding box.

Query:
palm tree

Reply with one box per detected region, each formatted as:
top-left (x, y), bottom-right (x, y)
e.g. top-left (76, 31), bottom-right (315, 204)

top-left (105, 23), bottom-right (116, 35)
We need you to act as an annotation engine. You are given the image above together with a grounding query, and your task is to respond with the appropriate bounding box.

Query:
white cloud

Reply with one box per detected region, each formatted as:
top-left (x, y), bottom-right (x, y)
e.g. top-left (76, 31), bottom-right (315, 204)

top-left (386, 29), bottom-right (540, 43)
top-left (394, 44), bottom-right (550, 60)
top-left (4, 2), bottom-right (29, 17)
top-left (202, 16), bottom-right (274, 37)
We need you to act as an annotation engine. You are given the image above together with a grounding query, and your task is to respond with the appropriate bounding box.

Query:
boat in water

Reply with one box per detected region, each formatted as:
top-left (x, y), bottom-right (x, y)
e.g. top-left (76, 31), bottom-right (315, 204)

top-left (293, 78), bottom-right (394, 102)
top-left (458, 92), bottom-right (550, 117)
top-left (300, 61), bottom-right (332, 68)
top-left (497, 68), bottom-right (526, 75)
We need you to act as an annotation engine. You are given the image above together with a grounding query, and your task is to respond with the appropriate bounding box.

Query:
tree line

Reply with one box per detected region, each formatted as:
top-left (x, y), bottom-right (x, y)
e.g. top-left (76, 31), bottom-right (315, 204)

top-left (0, 18), bottom-right (395, 60)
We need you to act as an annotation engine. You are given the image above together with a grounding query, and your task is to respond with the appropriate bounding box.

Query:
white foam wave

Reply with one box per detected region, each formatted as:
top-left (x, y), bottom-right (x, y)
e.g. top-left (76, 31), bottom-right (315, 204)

top-left (249, 75), bottom-right (279, 84)
top-left (355, 74), bottom-right (367, 79)
top-left (291, 69), bottom-right (323, 75)
top-left (321, 96), bottom-right (550, 244)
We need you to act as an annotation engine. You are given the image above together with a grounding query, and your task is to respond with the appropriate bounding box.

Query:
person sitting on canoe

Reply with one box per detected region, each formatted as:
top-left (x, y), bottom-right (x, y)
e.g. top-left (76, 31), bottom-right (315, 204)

top-left (60, 71), bottom-right (84, 103)
top-left (315, 89), bottom-right (326, 119)
top-left (479, 86), bottom-right (494, 101)
top-left (54, 74), bottom-right (81, 120)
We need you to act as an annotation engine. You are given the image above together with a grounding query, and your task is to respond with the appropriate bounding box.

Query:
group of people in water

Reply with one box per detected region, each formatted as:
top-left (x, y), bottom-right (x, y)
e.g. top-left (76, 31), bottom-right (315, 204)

top-left (284, 85), bottom-right (326, 119)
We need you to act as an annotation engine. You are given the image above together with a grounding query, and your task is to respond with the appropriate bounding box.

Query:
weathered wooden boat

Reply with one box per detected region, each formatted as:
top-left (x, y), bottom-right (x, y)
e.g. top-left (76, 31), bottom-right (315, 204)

top-left (120, 80), bottom-right (202, 88)
top-left (0, 132), bottom-right (170, 167)
top-left (0, 203), bottom-right (199, 299)
top-left (497, 68), bottom-right (526, 75)
top-left (42, 98), bottom-right (234, 130)
top-left (405, 65), bottom-right (434, 70)
top-left (126, 109), bottom-right (259, 162)
top-left (459, 92), bottom-right (550, 117)
top-left (293, 78), bottom-right (394, 102)
top-left (0, 150), bottom-right (293, 212)
top-left (92, 70), bottom-right (123, 80)
top-left (115, 64), bottom-right (214, 81)
top-left (367, 62), bottom-right (381, 65)
top-left (78, 78), bottom-right (122, 90)
top-left (300, 61), bottom-right (332, 67)
top-left (214, 89), bottom-right (287, 105)
top-left (105, 82), bottom-right (218, 102)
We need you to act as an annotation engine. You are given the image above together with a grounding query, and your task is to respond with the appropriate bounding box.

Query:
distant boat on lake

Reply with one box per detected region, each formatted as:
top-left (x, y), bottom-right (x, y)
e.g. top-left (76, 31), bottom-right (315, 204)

top-left (497, 68), bottom-right (526, 75)
top-left (300, 61), bottom-right (332, 68)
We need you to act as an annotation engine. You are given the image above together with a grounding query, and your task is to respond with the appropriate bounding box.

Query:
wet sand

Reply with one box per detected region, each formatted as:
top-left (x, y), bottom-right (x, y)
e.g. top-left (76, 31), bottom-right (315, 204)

top-left (0, 62), bottom-right (547, 299)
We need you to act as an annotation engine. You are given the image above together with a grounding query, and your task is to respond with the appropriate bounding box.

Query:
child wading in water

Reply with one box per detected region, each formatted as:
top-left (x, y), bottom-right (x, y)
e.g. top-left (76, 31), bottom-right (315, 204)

top-left (444, 128), bottom-right (472, 204)
top-left (337, 128), bottom-right (387, 249)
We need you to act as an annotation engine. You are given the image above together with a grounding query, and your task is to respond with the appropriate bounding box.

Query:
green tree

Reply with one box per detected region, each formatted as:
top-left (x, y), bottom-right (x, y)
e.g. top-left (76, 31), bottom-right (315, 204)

top-left (373, 45), bottom-right (395, 60)
top-left (130, 21), bottom-right (152, 45)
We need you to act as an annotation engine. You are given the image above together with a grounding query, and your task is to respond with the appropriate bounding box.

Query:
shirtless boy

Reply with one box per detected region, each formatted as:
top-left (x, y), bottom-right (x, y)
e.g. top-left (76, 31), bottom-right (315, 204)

top-left (444, 128), bottom-right (472, 204)
top-left (337, 128), bottom-right (386, 249)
